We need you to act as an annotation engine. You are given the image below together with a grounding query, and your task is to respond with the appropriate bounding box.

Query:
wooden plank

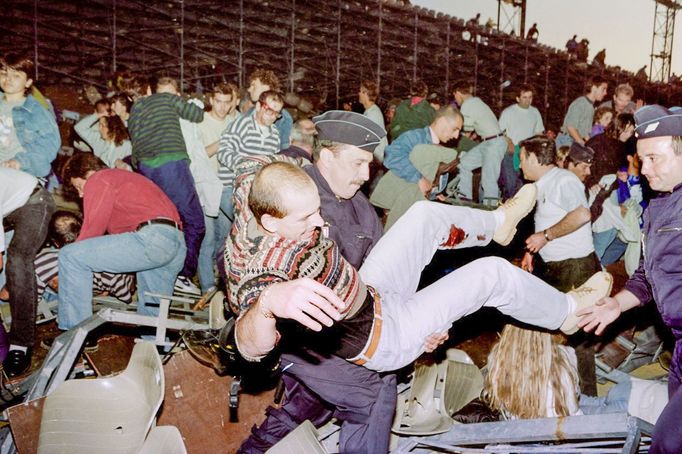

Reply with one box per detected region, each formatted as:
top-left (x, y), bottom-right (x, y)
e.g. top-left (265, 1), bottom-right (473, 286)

top-left (7, 397), bottom-right (44, 454)
top-left (158, 350), bottom-right (276, 454)
top-left (82, 334), bottom-right (135, 377)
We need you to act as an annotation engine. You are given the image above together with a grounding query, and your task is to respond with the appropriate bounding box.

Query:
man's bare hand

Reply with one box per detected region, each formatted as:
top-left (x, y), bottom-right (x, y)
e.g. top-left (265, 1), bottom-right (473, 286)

top-left (521, 251), bottom-right (534, 272)
top-left (1, 160), bottom-right (20, 170)
top-left (424, 331), bottom-right (449, 352)
top-left (525, 232), bottom-right (548, 253)
top-left (261, 278), bottom-right (344, 331)
top-left (576, 296), bottom-right (621, 335)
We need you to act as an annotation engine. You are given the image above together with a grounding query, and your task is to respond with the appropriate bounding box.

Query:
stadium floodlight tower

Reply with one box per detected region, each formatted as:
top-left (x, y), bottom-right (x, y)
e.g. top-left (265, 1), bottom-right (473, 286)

top-left (650, 0), bottom-right (680, 82)
top-left (497, 0), bottom-right (527, 38)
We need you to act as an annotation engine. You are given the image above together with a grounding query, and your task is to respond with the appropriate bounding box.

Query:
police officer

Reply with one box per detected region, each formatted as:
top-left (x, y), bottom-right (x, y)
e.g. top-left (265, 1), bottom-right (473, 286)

top-left (578, 105), bottom-right (682, 454)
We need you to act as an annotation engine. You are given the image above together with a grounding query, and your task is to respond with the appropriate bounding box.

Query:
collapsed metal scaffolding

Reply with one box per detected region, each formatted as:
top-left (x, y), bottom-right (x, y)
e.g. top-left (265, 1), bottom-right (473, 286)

top-left (1, 0), bottom-right (677, 127)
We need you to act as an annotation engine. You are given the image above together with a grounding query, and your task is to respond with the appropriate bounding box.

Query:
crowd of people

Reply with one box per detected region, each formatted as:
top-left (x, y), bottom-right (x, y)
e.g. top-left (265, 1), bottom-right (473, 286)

top-left (1, 47), bottom-right (682, 454)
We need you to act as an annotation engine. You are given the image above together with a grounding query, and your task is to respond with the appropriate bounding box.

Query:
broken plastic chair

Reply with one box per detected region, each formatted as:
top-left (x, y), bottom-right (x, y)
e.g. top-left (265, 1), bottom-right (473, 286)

top-left (208, 290), bottom-right (228, 330)
top-left (37, 341), bottom-right (166, 454)
top-left (392, 348), bottom-right (483, 436)
top-left (138, 426), bottom-right (187, 454)
top-left (440, 348), bottom-right (485, 417)
top-left (266, 420), bottom-right (328, 454)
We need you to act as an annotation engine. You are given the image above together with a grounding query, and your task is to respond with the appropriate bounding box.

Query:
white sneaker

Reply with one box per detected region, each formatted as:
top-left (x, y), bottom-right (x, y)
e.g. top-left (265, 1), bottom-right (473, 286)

top-left (493, 184), bottom-right (537, 246)
top-left (561, 271), bottom-right (613, 335)
top-left (174, 276), bottom-right (201, 295)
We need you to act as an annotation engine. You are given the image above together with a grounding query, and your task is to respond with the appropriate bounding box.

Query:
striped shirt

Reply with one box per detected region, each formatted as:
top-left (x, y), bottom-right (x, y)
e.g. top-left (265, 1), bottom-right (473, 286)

top-left (128, 93), bottom-right (204, 168)
top-left (35, 249), bottom-right (135, 304)
top-left (216, 112), bottom-right (280, 187)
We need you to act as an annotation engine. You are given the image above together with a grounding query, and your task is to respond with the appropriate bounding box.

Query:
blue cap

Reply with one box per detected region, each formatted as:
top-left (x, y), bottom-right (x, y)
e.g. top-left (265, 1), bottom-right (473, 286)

top-left (313, 110), bottom-right (387, 152)
top-left (634, 105), bottom-right (682, 139)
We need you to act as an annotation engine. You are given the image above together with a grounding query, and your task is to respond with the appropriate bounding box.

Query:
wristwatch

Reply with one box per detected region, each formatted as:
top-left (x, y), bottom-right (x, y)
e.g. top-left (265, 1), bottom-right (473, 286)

top-left (543, 229), bottom-right (552, 242)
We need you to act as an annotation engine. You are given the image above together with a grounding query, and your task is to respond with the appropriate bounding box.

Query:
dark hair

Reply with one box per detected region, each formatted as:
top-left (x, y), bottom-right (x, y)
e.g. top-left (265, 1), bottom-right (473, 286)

top-left (605, 113), bottom-right (634, 139)
top-left (520, 135), bottom-right (556, 165)
top-left (411, 80), bottom-right (429, 98)
top-left (249, 69), bottom-right (280, 92)
top-left (108, 92), bottom-right (133, 114)
top-left (361, 80), bottom-right (380, 102)
top-left (451, 80), bottom-right (473, 96)
top-left (118, 72), bottom-right (151, 99)
top-left (61, 153), bottom-right (107, 193)
top-left (103, 115), bottom-right (130, 147)
top-left (0, 53), bottom-right (35, 94)
top-left (49, 210), bottom-right (83, 248)
top-left (517, 84), bottom-right (534, 97)
top-left (212, 82), bottom-right (239, 98)
top-left (94, 99), bottom-right (110, 112)
top-left (585, 75), bottom-right (607, 94)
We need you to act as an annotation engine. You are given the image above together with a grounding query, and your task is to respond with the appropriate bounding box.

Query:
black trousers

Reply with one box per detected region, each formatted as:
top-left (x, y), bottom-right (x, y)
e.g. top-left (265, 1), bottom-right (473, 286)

top-left (534, 252), bottom-right (601, 396)
top-left (238, 349), bottom-right (396, 454)
top-left (4, 187), bottom-right (55, 347)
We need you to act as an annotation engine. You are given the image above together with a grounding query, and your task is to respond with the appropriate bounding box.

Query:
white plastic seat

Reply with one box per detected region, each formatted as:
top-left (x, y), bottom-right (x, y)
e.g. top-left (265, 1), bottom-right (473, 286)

top-left (138, 426), bottom-right (187, 454)
top-left (38, 341), bottom-right (164, 454)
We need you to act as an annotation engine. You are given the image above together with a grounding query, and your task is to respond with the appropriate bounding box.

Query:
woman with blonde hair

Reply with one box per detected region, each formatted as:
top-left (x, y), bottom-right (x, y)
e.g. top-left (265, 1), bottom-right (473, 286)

top-left (484, 324), bottom-right (580, 419)
top-left (484, 324), bottom-right (666, 423)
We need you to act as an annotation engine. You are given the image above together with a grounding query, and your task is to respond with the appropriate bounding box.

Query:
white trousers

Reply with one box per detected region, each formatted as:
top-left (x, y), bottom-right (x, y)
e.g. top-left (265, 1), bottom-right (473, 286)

top-left (358, 201), bottom-right (571, 372)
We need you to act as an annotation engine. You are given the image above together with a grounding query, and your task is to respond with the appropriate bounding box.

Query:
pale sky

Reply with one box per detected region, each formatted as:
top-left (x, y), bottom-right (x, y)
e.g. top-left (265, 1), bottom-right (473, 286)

top-left (412, 0), bottom-right (681, 79)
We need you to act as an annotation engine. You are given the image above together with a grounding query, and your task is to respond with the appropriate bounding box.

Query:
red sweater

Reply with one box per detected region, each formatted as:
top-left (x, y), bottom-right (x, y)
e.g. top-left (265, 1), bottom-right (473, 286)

top-left (78, 169), bottom-right (181, 241)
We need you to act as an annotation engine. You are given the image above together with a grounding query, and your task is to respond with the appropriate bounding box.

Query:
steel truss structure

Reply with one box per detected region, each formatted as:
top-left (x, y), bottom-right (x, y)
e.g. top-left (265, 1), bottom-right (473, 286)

top-left (0, 0), bottom-right (676, 129)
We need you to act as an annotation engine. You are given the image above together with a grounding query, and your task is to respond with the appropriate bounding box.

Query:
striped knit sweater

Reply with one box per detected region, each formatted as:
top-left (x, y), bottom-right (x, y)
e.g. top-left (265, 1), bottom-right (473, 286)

top-left (224, 155), bottom-right (366, 318)
top-left (128, 93), bottom-right (204, 168)
top-left (216, 112), bottom-right (280, 187)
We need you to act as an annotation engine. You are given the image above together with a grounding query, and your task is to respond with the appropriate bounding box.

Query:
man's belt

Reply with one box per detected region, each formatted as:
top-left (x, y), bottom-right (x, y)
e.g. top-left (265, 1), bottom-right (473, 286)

top-left (136, 217), bottom-right (181, 231)
top-left (352, 286), bottom-right (382, 366)
top-left (482, 132), bottom-right (504, 141)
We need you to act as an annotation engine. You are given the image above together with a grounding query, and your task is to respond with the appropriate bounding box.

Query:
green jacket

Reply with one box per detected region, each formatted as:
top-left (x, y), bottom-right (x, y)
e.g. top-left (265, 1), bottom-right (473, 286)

top-left (390, 98), bottom-right (435, 141)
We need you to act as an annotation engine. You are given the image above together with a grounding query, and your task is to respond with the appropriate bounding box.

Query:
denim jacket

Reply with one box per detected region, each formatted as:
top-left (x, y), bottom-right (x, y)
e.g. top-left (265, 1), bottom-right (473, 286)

top-left (383, 126), bottom-right (433, 183)
top-left (10, 95), bottom-right (60, 178)
top-left (625, 182), bottom-right (682, 340)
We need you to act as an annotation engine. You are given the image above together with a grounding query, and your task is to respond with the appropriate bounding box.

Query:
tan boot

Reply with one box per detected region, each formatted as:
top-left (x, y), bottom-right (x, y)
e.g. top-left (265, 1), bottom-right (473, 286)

top-left (493, 183), bottom-right (537, 246)
top-left (561, 271), bottom-right (614, 335)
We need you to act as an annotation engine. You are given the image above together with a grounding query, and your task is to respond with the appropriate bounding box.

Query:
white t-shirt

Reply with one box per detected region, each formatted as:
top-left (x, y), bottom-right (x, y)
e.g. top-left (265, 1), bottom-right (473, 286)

top-left (0, 97), bottom-right (26, 163)
top-left (460, 96), bottom-right (501, 138)
top-left (197, 111), bottom-right (239, 174)
top-left (535, 167), bottom-right (594, 262)
top-left (498, 104), bottom-right (544, 145)
top-left (364, 103), bottom-right (385, 130)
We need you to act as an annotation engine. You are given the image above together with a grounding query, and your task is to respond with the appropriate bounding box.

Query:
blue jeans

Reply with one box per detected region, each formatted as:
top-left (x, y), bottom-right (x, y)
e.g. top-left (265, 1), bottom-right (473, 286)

top-left (57, 225), bottom-right (186, 330)
top-left (593, 229), bottom-right (628, 265)
top-left (197, 214), bottom-right (219, 292)
top-left (555, 132), bottom-right (573, 148)
top-left (137, 160), bottom-right (205, 279)
top-left (457, 136), bottom-right (506, 205)
top-left (579, 378), bottom-right (631, 415)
